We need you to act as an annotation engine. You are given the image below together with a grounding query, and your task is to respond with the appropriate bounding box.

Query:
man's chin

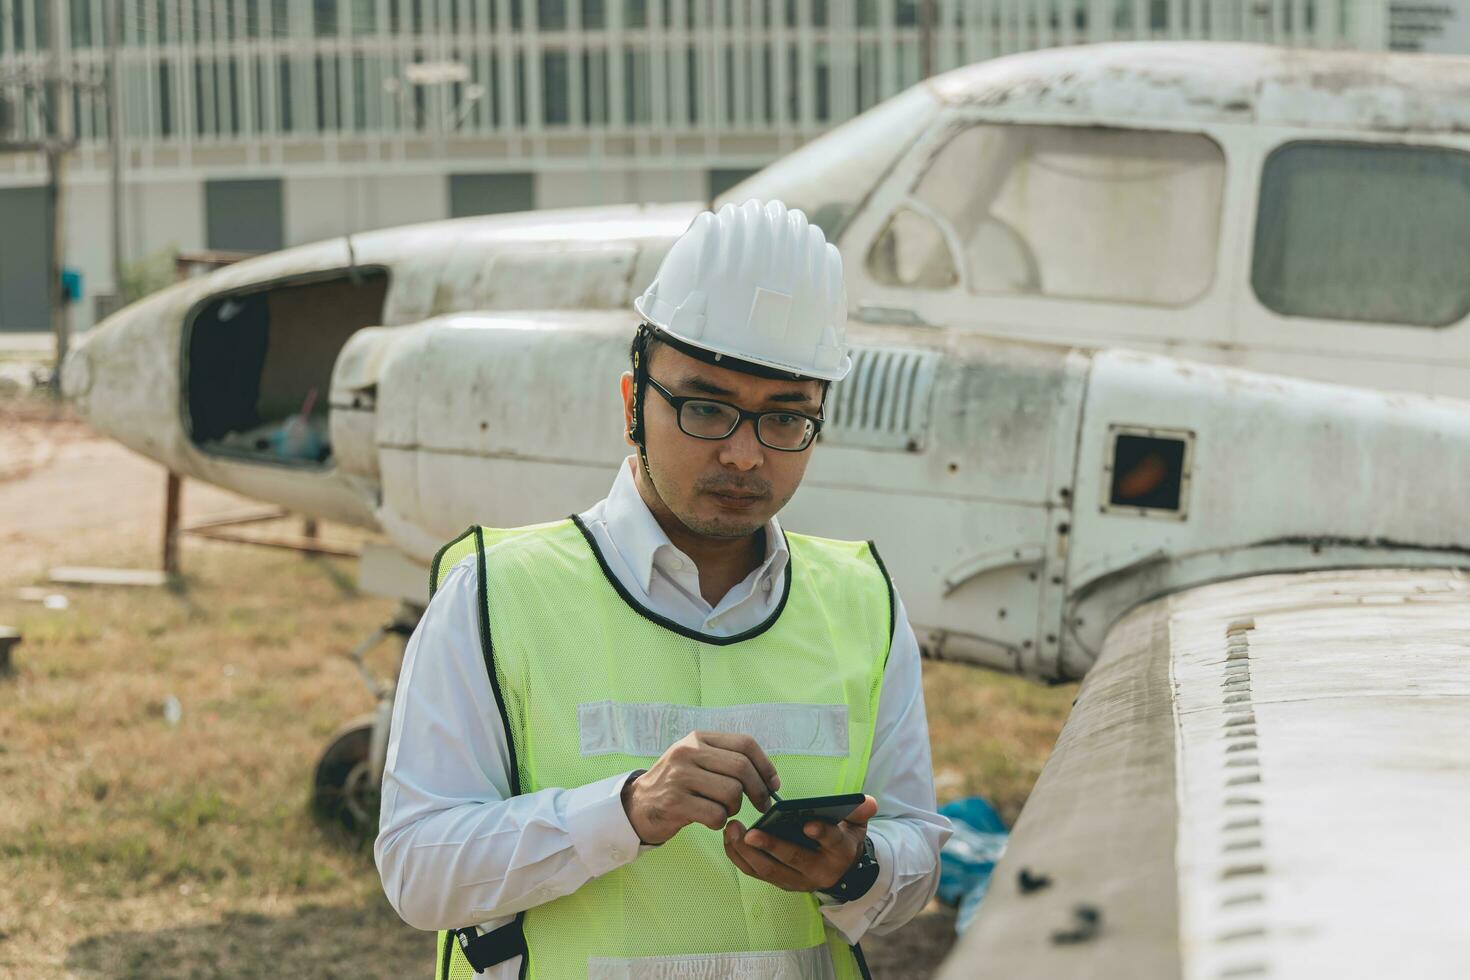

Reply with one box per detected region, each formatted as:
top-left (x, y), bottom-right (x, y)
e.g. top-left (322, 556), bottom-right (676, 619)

top-left (680, 507), bottom-right (767, 540)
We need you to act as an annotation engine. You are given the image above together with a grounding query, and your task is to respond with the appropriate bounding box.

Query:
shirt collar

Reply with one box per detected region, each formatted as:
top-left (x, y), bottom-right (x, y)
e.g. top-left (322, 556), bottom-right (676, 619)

top-left (601, 456), bottom-right (789, 597)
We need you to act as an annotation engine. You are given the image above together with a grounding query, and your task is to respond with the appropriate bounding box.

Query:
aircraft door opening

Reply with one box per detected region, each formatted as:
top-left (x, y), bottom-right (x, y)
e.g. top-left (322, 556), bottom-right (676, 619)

top-left (182, 268), bottom-right (391, 468)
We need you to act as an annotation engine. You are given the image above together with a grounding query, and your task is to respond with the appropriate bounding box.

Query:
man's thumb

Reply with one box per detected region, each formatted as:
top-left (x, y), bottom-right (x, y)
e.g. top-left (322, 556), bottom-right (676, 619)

top-left (845, 795), bottom-right (879, 827)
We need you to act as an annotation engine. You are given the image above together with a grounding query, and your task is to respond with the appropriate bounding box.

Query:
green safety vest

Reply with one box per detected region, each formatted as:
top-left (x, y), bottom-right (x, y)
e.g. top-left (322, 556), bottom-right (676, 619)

top-left (429, 517), bottom-right (894, 980)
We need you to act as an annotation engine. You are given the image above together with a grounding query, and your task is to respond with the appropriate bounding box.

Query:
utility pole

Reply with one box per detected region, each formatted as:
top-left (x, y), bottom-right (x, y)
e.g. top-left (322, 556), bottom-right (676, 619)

top-left (107, 0), bottom-right (125, 305)
top-left (45, 0), bottom-right (73, 379)
top-left (0, 5), bottom-right (91, 376)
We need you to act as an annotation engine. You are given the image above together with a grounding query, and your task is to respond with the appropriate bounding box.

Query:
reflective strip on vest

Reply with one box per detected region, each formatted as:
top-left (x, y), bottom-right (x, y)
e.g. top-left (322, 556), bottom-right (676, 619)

top-left (578, 700), bottom-right (850, 758)
top-left (431, 519), bottom-right (892, 980)
top-left (587, 945), bottom-right (836, 980)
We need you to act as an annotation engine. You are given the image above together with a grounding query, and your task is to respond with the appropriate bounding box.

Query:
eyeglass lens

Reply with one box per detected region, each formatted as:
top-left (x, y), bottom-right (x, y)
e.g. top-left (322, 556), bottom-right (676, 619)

top-left (679, 400), bottom-right (815, 450)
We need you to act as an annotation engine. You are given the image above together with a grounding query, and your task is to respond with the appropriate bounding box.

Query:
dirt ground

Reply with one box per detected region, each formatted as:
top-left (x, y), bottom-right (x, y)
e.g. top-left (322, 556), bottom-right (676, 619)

top-left (0, 394), bottom-right (1072, 979)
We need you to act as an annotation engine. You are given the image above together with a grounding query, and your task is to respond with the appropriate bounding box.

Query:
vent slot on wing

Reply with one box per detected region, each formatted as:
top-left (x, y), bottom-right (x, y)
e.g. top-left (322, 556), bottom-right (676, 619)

top-left (822, 346), bottom-right (938, 452)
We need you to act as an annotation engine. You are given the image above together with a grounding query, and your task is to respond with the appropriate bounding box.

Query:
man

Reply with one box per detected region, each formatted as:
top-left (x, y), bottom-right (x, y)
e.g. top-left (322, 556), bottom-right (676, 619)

top-left (376, 199), bottom-right (950, 979)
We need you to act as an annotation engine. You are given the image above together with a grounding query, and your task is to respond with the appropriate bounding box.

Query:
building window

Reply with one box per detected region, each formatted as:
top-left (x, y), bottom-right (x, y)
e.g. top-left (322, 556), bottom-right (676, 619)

top-left (1252, 141), bottom-right (1470, 327)
top-left (314, 0), bottom-right (338, 36)
top-left (350, 0), bottom-right (378, 34)
top-left (885, 124), bottom-right (1224, 305)
top-left (583, 50), bottom-right (609, 125)
top-left (543, 51), bottom-right (570, 126)
top-left (158, 61), bottom-right (174, 137)
top-left (449, 173), bottom-right (536, 217)
top-left (539, 0), bottom-right (567, 30)
top-left (624, 48), bottom-right (650, 125)
top-left (277, 59), bottom-right (293, 133)
top-left (67, 0), bottom-right (92, 48)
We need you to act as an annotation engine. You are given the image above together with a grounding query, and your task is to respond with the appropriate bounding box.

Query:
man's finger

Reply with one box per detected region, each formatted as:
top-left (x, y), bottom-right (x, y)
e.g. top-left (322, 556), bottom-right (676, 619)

top-left (684, 768), bottom-right (745, 818)
top-left (803, 820), bottom-right (845, 850)
top-left (724, 824), bottom-right (761, 879)
top-left (685, 796), bottom-right (732, 831)
top-left (744, 829), bottom-right (824, 874)
top-left (730, 837), bottom-right (807, 891)
top-left (698, 746), bottom-right (773, 812)
top-left (697, 732), bottom-right (780, 792)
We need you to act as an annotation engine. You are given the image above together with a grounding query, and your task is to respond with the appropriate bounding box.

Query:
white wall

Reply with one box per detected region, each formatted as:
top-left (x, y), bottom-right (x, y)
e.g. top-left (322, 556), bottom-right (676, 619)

top-left (124, 179), bottom-right (205, 266)
top-left (285, 174), bottom-right (448, 247)
top-left (536, 167), bottom-right (708, 210)
top-left (629, 168), bottom-right (709, 204)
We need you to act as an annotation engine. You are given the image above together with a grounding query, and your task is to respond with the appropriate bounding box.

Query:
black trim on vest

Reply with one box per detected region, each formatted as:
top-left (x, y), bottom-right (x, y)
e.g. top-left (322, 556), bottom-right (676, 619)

top-left (470, 526), bottom-right (531, 979)
top-left (430, 526), bottom-right (477, 600)
top-left (438, 929), bottom-right (453, 980)
top-left (865, 540), bottom-right (898, 649)
top-left (453, 920), bottom-right (530, 974)
top-left (853, 941), bottom-right (874, 980)
top-left (568, 513), bottom-right (794, 646)
top-left (473, 525), bottom-right (521, 796)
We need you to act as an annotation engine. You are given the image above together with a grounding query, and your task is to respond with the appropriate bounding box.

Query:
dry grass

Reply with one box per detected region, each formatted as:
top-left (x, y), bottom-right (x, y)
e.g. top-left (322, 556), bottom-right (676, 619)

top-left (926, 663), bottom-right (1077, 825)
top-left (0, 404), bottom-right (1076, 977)
top-left (0, 532), bottom-right (422, 978)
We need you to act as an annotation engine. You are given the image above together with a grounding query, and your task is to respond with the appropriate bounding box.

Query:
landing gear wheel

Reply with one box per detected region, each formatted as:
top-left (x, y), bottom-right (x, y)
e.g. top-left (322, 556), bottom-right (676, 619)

top-left (312, 717), bottom-right (379, 836)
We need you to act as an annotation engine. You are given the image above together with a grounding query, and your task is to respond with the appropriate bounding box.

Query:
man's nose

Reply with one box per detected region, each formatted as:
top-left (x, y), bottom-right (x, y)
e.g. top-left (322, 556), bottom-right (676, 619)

top-left (718, 417), bottom-right (765, 471)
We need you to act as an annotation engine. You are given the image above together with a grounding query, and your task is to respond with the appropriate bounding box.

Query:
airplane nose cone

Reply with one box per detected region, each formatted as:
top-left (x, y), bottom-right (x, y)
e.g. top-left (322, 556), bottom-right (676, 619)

top-left (64, 286), bottom-right (190, 467)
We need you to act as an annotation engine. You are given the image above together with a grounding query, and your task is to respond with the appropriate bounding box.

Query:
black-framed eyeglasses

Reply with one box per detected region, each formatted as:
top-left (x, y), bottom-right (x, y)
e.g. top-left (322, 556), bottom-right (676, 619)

top-left (644, 376), bottom-right (823, 452)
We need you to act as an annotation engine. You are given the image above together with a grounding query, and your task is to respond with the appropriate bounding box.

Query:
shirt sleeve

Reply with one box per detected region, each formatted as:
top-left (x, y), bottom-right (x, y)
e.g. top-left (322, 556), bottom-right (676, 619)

top-left (374, 556), bottom-right (646, 933)
top-left (818, 590), bottom-right (953, 943)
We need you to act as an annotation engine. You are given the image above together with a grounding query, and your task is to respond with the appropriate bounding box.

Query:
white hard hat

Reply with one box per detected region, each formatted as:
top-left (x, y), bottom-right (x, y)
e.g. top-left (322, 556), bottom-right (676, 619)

top-left (634, 199), bottom-right (852, 382)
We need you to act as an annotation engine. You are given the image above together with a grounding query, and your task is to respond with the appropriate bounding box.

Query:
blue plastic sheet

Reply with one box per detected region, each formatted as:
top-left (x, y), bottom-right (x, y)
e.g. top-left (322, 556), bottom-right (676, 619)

top-left (936, 796), bottom-right (1008, 934)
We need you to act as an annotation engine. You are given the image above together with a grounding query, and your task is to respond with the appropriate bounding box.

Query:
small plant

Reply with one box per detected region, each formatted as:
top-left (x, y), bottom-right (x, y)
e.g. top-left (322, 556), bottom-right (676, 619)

top-left (120, 246), bottom-right (180, 304)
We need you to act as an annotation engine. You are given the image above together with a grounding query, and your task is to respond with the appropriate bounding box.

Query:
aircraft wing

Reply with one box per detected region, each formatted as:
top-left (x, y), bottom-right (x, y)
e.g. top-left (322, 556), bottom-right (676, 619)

top-left (938, 566), bottom-right (1470, 979)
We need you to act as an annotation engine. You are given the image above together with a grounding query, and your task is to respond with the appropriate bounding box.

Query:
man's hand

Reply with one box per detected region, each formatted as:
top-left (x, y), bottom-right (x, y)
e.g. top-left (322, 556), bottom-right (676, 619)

top-left (621, 731), bottom-right (781, 845)
top-left (723, 795), bottom-right (879, 893)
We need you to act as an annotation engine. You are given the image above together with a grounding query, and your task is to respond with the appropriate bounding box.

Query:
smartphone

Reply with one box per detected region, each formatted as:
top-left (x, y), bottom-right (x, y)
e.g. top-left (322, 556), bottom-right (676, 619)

top-left (746, 793), bottom-right (866, 851)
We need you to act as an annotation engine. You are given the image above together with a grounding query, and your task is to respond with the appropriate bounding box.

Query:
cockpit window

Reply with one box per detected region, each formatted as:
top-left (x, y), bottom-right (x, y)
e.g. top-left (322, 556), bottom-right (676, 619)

top-left (1252, 141), bottom-right (1470, 327)
top-left (871, 124), bottom-right (1224, 306)
top-left (714, 86), bottom-right (940, 243)
top-left (867, 206), bottom-right (958, 289)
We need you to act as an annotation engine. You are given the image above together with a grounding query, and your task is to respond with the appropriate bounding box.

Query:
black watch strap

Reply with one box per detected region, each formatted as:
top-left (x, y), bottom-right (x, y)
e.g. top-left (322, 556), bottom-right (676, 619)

top-left (820, 835), bottom-right (880, 903)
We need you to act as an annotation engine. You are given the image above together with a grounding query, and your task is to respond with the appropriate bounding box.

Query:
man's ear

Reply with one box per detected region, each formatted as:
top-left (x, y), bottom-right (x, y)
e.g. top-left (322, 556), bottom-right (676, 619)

top-left (620, 371), bottom-right (636, 446)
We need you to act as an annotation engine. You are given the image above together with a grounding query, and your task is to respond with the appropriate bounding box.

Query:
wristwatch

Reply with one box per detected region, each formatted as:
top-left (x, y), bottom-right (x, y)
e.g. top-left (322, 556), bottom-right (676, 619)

top-left (820, 835), bottom-right (880, 903)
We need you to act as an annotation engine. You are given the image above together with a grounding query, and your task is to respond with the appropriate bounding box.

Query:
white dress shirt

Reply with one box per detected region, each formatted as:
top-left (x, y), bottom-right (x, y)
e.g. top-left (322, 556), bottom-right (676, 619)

top-left (375, 458), bottom-right (951, 975)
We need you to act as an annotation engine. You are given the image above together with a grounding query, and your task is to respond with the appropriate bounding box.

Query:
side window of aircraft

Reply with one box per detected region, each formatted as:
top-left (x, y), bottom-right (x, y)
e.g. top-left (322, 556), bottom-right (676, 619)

top-left (867, 206), bottom-right (960, 289)
top-left (1252, 141), bottom-right (1470, 327)
top-left (868, 124), bottom-right (1225, 306)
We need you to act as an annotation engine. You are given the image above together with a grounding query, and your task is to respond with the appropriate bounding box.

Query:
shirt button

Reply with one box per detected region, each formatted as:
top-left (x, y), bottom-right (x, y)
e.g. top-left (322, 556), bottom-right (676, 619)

top-left (669, 558), bottom-right (684, 571)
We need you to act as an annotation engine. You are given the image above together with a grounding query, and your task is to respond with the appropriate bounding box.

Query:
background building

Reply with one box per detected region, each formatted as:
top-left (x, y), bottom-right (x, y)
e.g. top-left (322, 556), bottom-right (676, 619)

top-left (0, 0), bottom-right (1400, 332)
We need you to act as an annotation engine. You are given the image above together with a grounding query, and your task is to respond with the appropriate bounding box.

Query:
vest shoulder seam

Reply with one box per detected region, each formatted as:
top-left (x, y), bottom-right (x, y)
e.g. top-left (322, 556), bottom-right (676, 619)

top-left (430, 525), bottom-right (478, 599)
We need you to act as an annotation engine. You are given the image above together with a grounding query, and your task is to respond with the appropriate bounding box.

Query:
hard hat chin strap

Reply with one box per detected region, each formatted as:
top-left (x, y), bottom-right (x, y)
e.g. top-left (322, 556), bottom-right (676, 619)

top-left (629, 324), bottom-right (655, 481)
